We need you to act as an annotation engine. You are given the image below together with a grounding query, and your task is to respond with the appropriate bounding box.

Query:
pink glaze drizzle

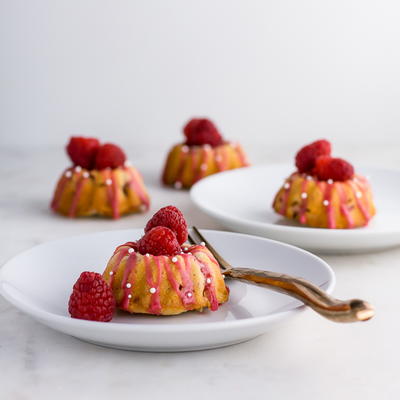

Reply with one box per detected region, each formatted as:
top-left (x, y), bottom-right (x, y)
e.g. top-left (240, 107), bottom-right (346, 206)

top-left (234, 143), bottom-right (250, 166)
top-left (191, 248), bottom-right (219, 311)
top-left (215, 146), bottom-right (228, 172)
top-left (144, 256), bottom-right (162, 315)
top-left (298, 178), bottom-right (309, 225)
top-left (195, 146), bottom-right (211, 182)
top-left (109, 247), bottom-right (130, 286)
top-left (102, 170), bottom-right (119, 219)
top-left (51, 168), bottom-right (71, 210)
top-left (126, 167), bottom-right (150, 210)
top-left (320, 181), bottom-right (336, 229)
top-left (120, 252), bottom-right (137, 310)
top-left (163, 256), bottom-right (195, 308)
top-left (348, 180), bottom-right (370, 223)
top-left (335, 182), bottom-right (354, 228)
top-left (68, 171), bottom-right (86, 217)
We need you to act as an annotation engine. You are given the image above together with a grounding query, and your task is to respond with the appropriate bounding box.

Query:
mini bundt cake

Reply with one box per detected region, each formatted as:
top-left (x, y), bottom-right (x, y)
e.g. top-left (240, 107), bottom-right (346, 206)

top-left (162, 118), bottom-right (249, 189)
top-left (103, 242), bottom-right (228, 315)
top-left (102, 206), bottom-right (229, 315)
top-left (272, 140), bottom-right (376, 229)
top-left (51, 137), bottom-right (150, 219)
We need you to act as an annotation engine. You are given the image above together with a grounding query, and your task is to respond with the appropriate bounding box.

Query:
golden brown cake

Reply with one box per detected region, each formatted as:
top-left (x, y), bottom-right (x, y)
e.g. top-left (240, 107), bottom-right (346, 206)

top-left (103, 242), bottom-right (229, 315)
top-left (51, 164), bottom-right (150, 219)
top-left (162, 118), bottom-right (249, 189)
top-left (162, 142), bottom-right (249, 189)
top-left (272, 172), bottom-right (376, 229)
top-left (272, 139), bottom-right (376, 229)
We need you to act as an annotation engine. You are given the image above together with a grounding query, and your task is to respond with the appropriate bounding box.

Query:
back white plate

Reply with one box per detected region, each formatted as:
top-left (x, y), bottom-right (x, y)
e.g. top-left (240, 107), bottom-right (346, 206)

top-left (190, 164), bottom-right (400, 253)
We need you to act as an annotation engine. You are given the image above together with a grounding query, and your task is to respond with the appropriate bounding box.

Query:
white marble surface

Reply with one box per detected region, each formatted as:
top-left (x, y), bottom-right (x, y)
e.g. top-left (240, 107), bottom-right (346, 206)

top-left (1, 145), bottom-right (399, 400)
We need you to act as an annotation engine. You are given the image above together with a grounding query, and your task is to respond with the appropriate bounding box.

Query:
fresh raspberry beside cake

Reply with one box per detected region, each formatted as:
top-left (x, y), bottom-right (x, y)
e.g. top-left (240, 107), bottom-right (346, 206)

top-left (272, 140), bottom-right (376, 229)
top-left (51, 137), bottom-right (150, 219)
top-left (162, 118), bottom-right (249, 189)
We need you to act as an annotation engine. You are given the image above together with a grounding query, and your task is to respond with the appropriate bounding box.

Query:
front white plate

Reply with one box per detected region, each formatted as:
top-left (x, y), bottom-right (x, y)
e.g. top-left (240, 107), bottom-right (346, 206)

top-left (0, 229), bottom-right (334, 352)
top-left (190, 164), bottom-right (400, 253)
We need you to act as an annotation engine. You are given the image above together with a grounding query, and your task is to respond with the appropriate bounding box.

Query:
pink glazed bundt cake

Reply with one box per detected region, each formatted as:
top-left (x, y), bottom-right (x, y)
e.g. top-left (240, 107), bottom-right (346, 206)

top-left (272, 140), bottom-right (376, 229)
top-left (162, 118), bottom-right (249, 189)
top-left (51, 137), bottom-right (150, 219)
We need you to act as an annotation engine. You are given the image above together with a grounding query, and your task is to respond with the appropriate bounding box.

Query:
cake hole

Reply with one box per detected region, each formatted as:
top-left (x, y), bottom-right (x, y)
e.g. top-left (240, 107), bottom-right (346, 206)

top-left (123, 183), bottom-right (130, 196)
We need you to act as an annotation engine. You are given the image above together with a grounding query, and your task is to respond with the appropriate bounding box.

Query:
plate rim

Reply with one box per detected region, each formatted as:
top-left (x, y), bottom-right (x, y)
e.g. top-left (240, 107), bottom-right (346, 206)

top-left (190, 163), bottom-right (400, 236)
top-left (0, 228), bottom-right (335, 332)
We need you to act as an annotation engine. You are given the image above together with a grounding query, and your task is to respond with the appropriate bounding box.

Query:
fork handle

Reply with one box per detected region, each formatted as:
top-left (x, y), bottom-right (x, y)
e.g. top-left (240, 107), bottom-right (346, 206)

top-left (224, 267), bottom-right (374, 323)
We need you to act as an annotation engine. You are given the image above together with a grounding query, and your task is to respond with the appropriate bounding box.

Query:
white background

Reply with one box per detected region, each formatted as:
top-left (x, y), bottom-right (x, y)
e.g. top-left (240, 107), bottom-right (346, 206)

top-left (1, 2), bottom-right (399, 399)
top-left (1, 0), bottom-right (400, 155)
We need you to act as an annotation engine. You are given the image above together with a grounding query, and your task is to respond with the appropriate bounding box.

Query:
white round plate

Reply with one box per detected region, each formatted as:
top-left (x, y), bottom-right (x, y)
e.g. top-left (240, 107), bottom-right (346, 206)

top-left (0, 229), bottom-right (334, 352)
top-left (191, 164), bottom-right (400, 254)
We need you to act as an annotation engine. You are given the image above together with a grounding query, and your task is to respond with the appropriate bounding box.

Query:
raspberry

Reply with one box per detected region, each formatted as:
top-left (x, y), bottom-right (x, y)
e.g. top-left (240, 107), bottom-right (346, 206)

top-left (95, 143), bottom-right (126, 170)
top-left (183, 118), bottom-right (223, 147)
top-left (68, 271), bottom-right (115, 322)
top-left (137, 226), bottom-right (181, 256)
top-left (66, 137), bottom-right (100, 170)
top-left (145, 206), bottom-right (188, 245)
top-left (295, 139), bottom-right (331, 174)
top-left (314, 156), bottom-right (354, 181)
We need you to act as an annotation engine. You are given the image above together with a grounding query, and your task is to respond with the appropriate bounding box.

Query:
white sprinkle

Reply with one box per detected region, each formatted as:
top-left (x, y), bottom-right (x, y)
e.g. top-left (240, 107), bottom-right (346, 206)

top-left (149, 287), bottom-right (156, 294)
top-left (128, 248), bottom-right (135, 254)
top-left (126, 283), bottom-right (132, 289)
top-left (283, 182), bottom-right (290, 190)
top-left (145, 253), bottom-right (150, 257)
top-left (181, 145), bottom-right (189, 153)
top-left (200, 164), bottom-right (207, 171)
top-left (174, 181), bottom-right (183, 189)
top-left (221, 274), bottom-right (225, 279)
top-left (183, 247), bottom-right (188, 252)
top-left (180, 251), bottom-right (184, 254)
top-left (74, 166), bottom-right (82, 173)
top-left (200, 241), bottom-right (206, 247)
top-left (124, 160), bottom-right (132, 167)
top-left (83, 171), bottom-right (90, 179)
top-left (356, 191), bottom-right (363, 199)
top-left (323, 200), bottom-right (330, 206)
top-left (327, 179), bottom-right (334, 185)
top-left (65, 170), bottom-right (72, 178)
top-left (206, 277), bottom-right (212, 284)
top-left (301, 192), bottom-right (308, 199)
top-left (306, 175), bottom-right (313, 181)
top-left (215, 155), bottom-right (222, 162)
top-left (109, 271), bottom-right (114, 276)
top-left (171, 257), bottom-right (178, 262)
top-left (187, 252), bottom-right (192, 255)
top-left (105, 178), bottom-right (112, 186)
top-left (203, 144), bottom-right (211, 150)
top-left (128, 294), bottom-right (132, 299)
top-left (186, 292), bottom-right (193, 298)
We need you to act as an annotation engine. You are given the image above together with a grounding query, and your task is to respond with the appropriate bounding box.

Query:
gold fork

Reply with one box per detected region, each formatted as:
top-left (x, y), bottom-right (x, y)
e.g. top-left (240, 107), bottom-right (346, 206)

top-left (189, 226), bottom-right (374, 323)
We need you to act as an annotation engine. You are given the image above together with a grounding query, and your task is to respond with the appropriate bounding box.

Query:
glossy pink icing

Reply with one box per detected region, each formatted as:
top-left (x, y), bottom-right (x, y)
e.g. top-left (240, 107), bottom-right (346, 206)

top-left (145, 256), bottom-right (162, 315)
top-left (102, 169), bottom-right (119, 219)
top-left (126, 167), bottom-right (150, 210)
top-left (298, 179), bottom-right (309, 225)
top-left (120, 252), bottom-right (137, 310)
top-left (335, 182), bottom-right (354, 228)
top-left (68, 171), bottom-right (87, 217)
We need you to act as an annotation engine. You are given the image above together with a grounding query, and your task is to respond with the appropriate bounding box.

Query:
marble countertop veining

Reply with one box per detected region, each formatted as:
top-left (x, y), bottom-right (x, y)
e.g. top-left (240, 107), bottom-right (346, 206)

top-left (0, 146), bottom-right (399, 400)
